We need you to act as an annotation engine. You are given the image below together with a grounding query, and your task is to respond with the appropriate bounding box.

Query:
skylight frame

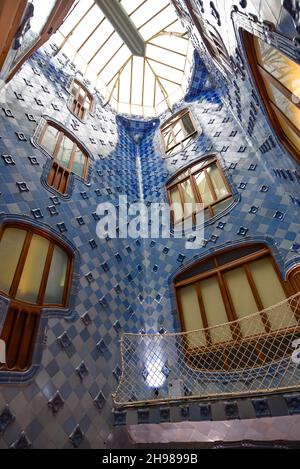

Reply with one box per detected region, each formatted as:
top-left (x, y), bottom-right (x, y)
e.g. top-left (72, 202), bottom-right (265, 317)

top-left (53, 0), bottom-right (194, 117)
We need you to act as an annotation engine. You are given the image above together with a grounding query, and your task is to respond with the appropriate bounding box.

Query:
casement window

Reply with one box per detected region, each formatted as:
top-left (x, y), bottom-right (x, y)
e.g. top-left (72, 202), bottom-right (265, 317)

top-left (244, 32), bottom-right (300, 163)
top-left (0, 223), bottom-right (73, 372)
top-left (1, 0), bottom-right (75, 84)
top-left (167, 155), bottom-right (232, 225)
top-left (38, 122), bottom-right (89, 194)
top-left (0, 0), bottom-right (27, 73)
top-left (185, 0), bottom-right (231, 73)
top-left (68, 79), bottom-right (93, 121)
top-left (175, 244), bottom-right (299, 370)
top-left (161, 108), bottom-right (198, 157)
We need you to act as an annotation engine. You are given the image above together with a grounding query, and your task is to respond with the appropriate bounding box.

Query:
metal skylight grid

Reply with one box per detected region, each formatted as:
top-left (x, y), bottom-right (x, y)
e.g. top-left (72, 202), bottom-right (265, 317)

top-left (53, 0), bottom-right (194, 116)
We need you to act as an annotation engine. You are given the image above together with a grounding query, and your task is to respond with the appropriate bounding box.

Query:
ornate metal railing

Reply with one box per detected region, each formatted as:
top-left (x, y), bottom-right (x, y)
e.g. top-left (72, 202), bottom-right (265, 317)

top-left (113, 293), bottom-right (300, 408)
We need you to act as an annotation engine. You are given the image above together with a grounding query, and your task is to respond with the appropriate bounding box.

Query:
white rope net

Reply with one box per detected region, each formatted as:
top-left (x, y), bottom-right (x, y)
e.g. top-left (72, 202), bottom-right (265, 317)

top-left (113, 293), bottom-right (300, 408)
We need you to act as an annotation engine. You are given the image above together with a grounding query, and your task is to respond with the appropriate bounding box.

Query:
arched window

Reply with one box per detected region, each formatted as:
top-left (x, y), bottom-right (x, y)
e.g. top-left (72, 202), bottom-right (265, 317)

top-left (1, 0), bottom-right (75, 85)
top-left (175, 244), bottom-right (298, 370)
top-left (68, 79), bottom-right (93, 122)
top-left (0, 223), bottom-right (73, 372)
top-left (161, 108), bottom-right (198, 157)
top-left (243, 31), bottom-right (300, 163)
top-left (37, 121), bottom-right (89, 195)
top-left (185, 0), bottom-right (231, 73)
top-left (167, 155), bottom-right (232, 225)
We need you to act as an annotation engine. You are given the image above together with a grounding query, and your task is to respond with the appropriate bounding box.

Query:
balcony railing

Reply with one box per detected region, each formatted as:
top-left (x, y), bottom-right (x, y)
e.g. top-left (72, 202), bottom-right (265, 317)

top-left (113, 293), bottom-right (300, 408)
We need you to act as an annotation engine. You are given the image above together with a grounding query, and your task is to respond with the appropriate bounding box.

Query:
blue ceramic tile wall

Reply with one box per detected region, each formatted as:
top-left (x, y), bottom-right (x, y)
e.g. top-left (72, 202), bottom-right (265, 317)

top-left (0, 0), bottom-right (299, 448)
top-left (0, 45), bottom-right (150, 448)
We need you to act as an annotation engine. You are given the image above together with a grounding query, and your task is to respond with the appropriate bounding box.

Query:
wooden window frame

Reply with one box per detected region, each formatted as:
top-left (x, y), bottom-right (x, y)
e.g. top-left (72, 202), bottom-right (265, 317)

top-left (167, 155), bottom-right (232, 226)
top-left (161, 108), bottom-right (198, 157)
top-left (185, 0), bottom-right (231, 74)
top-left (0, 222), bottom-right (74, 308)
top-left (5, 0), bottom-right (76, 84)
top-left (68, 78), bottom-right (94, 122)
top-left (0, 0), bottom-right (27, 72)
top-left (0, 222), bottom-right (74, 372)
top-left (242, 30), bottom-right (300, 164)
top-left (38, 121), bottom-right (89, 194)
top-left (174, 244), bottom-right (298, 369)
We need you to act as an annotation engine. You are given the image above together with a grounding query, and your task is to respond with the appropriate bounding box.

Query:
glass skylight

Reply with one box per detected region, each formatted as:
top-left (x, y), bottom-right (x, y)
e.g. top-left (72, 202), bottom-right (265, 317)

top-left (53, 0), bottom-right (194, 117)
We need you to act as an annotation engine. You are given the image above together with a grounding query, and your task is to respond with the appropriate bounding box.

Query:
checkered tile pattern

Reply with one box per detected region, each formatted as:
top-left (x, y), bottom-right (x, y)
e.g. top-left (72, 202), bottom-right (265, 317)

top-left (0, 0), bottom-right (299, 448)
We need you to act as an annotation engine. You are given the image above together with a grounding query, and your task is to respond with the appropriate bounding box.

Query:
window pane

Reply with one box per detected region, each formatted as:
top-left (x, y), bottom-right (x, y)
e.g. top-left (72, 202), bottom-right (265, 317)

top-left (194, 171), bottom-right (214, 205)
top-left (166, 146), bottom-right (179, 157)
top-left (191, 160), bottom-right (209, 174)
top-left (163, 128), bottom-right (177, 151)
top-left (44, 246), bottom-right (69, 305)
top-left (56, 135), bottom-right (74, 169)
top-left (72, 148), bottom-right (87, 178)
top-left (249, 258), bottom-right (296, 330)
top-left (180, 179), bottom-right (195, 215)
top-left (173, 120), bottom-right (185, 144)
top-left (171, 168), bottom-right (190, 184)
top-left (16, 235), bottom-right (49, 303)
top-left (177, 259), bottom-right (215, 283)
top-left (265, 82), bottom-right (300, 133)
top-left (162, 110), bottom-right (197, 155)
top-left (12, 0), bottom-right (57, 66)
top-left (170, 187), bottom-right (182, 222)
top-left (273, 107), bottom-right (300, 152)
top-left (250, 258), bottom-right (286, 308)
top-left (178, 285), bottom-right (206, 348)
top-left (217, 245), bottom-right (265, 266)
top-left (199, 276), bottom-right (232, 343)
top-left (181, 113), bottom-right (195, 136)
top-left (0, 228), bottom-right (26, 294)
top-left (79, 88), bottom-right (86, 100)
top-left (71, 82), bottom-right (79, 95)
top-left (254, 36), bottom-right (300, 155)
top-left (254, 37), bottom-right (300, 101)
top-left (86, 96), bottom-right (92, 108)
top-left (207, 164), bottom-right (229, 199)
top-left (224, 267), bottom-right (265, 337)
top-left (41, 126), bottom-right (60, 155)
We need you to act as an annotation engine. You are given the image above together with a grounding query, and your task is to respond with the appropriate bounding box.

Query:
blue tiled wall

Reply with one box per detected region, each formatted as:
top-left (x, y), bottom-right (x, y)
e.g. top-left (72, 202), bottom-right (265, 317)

top-left (0, 0), bottom-right (299, 449)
